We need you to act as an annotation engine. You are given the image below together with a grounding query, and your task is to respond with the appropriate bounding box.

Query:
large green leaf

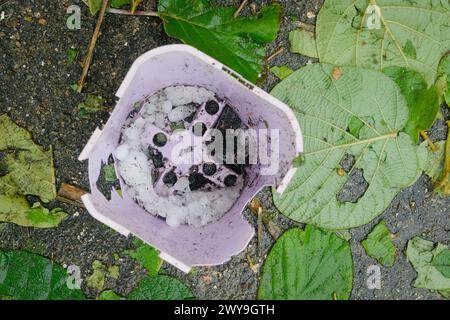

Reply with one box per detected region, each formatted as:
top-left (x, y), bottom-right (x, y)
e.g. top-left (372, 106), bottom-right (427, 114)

top-left (128, 275), bottom-right (194, 300)
top-left (158, 0), bottom-right (282, 83)
top-left (316, 0), bottom-right (450, 85)
top-left (383, 66), bottom-right (440, 142)
top-left (406, 236), bottom-right (450, 295)
top-left (361, 220), bottom-right (396, 267)
top-left (258, 225), bottom-right (353, 300)
top-left (0, 250), bottom-right (85, 300)
top-left (271, 64), bottom-right (419, 229)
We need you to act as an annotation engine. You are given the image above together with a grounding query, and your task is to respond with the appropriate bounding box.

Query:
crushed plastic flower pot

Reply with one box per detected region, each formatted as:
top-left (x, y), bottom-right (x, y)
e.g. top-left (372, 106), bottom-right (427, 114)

top-left (79, 45), bottom-right (302, 272)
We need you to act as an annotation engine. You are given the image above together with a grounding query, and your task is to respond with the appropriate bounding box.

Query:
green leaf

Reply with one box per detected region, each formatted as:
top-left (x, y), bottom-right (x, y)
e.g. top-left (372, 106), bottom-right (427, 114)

top-left (102, 164), bottom-right (117, 182)
top-left (83, 0), bottom-right (102, 16)
top-left (128, 275), bottom-right (194, 300)
top-left (77, 94), bottom-right (109, 118)
top-left (258, 225), bottom-right (353, 300)
top-left (158, 0), bottom-right (282, 83)
top-left (437, 53), bottom-right (450, 106)
top-left (24, 202), bottom-right (67, 228)
top-left (0, 115), bottom-right (56, 202)
top-left (67, 47), bottom-right (77, 64)
top-left (0, 115), bottom-right (60, 228)
top-left (86, 260), bottom-right (120, 291)
top-left (417, 140), bottom-right (445, 182)
top-left (406, 236), bottom-right (450, 293)
top-left (316, 0), bottom-right (450, 85)
top-left (271, 64), bottom-right (419, 229)
top-left (383, 66), bottom-right (440, 142)
top-left (270, 65), bottom-right (294, 80)
top-left (361, 220), bottom-right (396, 267)
top-left (289, 29), bottom-right (318, 58)
top-left (97, 290), bottom-right (124, 300)
top-left (124, 238), bottom-right (162, 276)
top-left (432, 249), bottom-right (450, 278)
top-left (0, 250), bottom-right (85, 300)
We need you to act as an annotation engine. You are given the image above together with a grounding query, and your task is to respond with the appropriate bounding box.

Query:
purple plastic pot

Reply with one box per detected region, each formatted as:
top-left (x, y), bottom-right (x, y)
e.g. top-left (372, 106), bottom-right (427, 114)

top-left (79, 45), bottom-right (302, 272)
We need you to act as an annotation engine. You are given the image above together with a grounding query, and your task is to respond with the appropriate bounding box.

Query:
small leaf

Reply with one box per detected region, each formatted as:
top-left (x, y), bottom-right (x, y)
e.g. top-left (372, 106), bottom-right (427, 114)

top-left (361, 220), bottom-right (396, 267)
top-left (383, 66), bottom-right (440, 142)
top-left (258, 225), bottom-right (353, 300)
top-left (406, 236), bottom-right (450, 294)
top-left (124, 238), bottom-right (162, 276)
top-left (158, 0), bottom-right (282, 83)
top-left (97, 290), bottom-right (124, 300)
top-left (289, 29), bottom-right (318, 58)
top-left (77, 94), bottom-right (108, 118)
top-left (83, 0), bottom-right (102, 16)
top-left (0, 250), bottom-right (85, 300)
top-left (67, 47), bottom-right (77, 64)
top-left (102, 164), bottom-right (117, 182)
top-left (24, 202), bottom-right (67, 228)
top-left (270, 65), bottom-right (293, 80)
top-left (128, 275), bottom-right (194, 300)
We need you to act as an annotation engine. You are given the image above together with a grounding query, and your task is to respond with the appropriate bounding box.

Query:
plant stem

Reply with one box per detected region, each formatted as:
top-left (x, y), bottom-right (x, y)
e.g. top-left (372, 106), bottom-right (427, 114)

top-left (107, 7), bottom-right (159, 17)
top-left (420, 130), bottom-right (438, 152)
top-left (77, 0), bottom-right (109, 93)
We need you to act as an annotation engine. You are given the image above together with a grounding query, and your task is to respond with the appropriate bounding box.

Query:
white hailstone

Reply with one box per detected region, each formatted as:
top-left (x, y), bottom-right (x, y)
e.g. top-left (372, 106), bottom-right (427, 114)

top-left (162, 100), bottom-right (172, 113)
top-left (115, 85), bottom-right (243, 227)
top-left (142, 102), bottom-right (158, 115)
top-left (164, 86), bottom-right (214, 106)
top-left (168, 105), bottom-right (196, 122)
top-left (154, 112), bottom-right (166, 129)
top-left (114, 144), bottom-right (129, 161)
top-left (174, 177), bottom-right (190, 192)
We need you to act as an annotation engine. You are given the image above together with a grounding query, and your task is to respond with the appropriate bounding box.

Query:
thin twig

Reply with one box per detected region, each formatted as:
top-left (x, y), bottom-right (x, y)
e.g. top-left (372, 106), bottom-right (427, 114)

top-left (266, 47), bottom-right (284, 62)
top-left (77, 0), bottom-right (109, 93)
top-left (234, 0), bottom-right (249, 17)
top-left (107, 7), bottom-right (159, 17)
top-left (420, 130), bottom-right (439, 152)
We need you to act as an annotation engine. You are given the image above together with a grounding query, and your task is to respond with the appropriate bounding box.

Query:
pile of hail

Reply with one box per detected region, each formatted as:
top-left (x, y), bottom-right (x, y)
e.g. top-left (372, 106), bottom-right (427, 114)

top-left (114, 86), bottom-right (250, 227)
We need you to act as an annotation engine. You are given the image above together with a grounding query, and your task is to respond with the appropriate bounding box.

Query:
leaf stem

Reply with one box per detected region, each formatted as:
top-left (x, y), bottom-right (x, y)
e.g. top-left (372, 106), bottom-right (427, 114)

top-left (419, 130), bottom-right (438, 152)
top-left (77, 0), bottom-right (109, 93)
top-left (305, 131), bottom-right (397, 156)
